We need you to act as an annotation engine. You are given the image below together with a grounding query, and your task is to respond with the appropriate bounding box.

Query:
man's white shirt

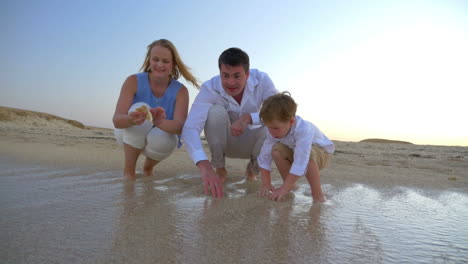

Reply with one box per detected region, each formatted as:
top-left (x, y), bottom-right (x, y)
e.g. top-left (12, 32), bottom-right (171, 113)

top-left (182, 69), bottom-right (278, 165)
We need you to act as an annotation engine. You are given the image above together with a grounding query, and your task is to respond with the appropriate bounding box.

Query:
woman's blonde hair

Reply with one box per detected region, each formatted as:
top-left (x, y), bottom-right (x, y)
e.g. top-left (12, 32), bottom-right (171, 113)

top-left (260, 92), bottom-right (297, 123)
top-left (140, 39), bottom-right (200, 89)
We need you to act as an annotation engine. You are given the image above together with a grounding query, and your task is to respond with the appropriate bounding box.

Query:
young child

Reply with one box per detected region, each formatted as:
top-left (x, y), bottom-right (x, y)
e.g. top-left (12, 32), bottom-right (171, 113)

top-left (257, 92), bottom-right (335, 202)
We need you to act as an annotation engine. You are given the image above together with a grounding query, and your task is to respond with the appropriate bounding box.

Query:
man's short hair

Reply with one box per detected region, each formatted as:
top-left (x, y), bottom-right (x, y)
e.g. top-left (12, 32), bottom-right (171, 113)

top-left (218, 47), bottom-right (250, 72)
top-left (260, 92), bottom-right (297, 123)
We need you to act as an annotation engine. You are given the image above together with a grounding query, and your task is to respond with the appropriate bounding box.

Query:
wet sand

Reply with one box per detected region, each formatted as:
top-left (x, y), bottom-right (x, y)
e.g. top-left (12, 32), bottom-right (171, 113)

top-left (1, 106), bottom-right (467, 263)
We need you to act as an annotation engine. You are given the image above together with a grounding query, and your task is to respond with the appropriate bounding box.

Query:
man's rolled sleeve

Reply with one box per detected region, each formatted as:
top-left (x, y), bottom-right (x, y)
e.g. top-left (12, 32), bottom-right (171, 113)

top-left (250, 112), bottom-right (261, 125)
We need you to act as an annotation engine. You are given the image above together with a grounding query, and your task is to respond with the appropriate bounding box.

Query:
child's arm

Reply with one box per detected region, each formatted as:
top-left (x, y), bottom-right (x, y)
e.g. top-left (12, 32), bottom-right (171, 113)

top-left (259, 168), bottom-right (275, 197)
top-left (269, 173), bottom-right (300, 201)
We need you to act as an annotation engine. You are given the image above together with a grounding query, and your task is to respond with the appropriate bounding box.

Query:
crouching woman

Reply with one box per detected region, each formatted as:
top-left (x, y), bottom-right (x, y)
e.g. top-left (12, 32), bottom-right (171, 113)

top-left (113, 39), bottom-right (199, 179)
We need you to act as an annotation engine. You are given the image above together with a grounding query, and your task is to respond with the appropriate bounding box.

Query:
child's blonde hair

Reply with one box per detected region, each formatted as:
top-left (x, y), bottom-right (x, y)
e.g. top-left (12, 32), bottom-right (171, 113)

top-left (260, 92), bottom-right (297, 123)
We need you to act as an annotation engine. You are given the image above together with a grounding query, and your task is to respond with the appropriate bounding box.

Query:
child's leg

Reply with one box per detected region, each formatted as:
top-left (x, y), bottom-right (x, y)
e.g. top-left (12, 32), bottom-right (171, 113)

top-left (304, 160), bottom-right (325, 203)
top-left (271, 143), bottom-right (295, 188)
top-left (305, 145), bottom-right (331, 203)
top-left (269, 146), bottom-right (299, 201)
top-left (272, 148), bottom-right (291, 182)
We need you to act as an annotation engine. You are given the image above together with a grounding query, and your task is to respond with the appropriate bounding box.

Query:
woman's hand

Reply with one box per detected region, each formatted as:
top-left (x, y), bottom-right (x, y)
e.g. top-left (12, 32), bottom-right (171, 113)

top-left (150, 107), bottom-right (166, 126)
top-left (128, 111), bottom-right (146, 126)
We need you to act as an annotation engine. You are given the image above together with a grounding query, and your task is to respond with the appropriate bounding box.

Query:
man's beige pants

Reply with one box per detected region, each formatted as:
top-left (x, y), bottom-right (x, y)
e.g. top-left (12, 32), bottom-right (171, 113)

top-left (204, 105), bottom-right (266, 174)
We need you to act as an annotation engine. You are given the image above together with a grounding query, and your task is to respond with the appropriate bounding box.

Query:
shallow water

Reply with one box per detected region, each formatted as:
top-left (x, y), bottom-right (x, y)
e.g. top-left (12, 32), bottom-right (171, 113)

top-left (1, 158), bottom-right (467, 264)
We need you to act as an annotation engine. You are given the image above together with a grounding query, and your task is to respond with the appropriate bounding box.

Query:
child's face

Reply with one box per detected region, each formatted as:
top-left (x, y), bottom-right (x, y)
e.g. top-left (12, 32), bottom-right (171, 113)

top-left (264, 118), bottom-right (295, 139)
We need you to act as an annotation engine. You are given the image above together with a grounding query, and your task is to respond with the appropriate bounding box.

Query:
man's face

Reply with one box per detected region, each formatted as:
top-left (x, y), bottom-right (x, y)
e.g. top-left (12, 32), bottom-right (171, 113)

top-left (220, 64), bottom-right (249, 98)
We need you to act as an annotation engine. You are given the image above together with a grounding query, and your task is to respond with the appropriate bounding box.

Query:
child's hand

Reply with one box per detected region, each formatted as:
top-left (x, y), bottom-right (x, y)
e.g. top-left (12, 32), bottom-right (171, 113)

top-left (259, 184), bottom-right (275, 197)
top-left (268, 186), bottom-right (291, 201)
top-left (150, 107), bottom-right (166, 126)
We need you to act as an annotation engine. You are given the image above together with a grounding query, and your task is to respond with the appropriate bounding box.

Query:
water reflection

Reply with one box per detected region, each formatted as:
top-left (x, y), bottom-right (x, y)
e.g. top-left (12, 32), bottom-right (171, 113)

top-left (326, 184), bottom-right (468, 263)
top-left (109, 177), bottom-right (180, 263)
top-left (3, 158), bottom-right (466, 264)
top-left (107, 180), bottom-right (468, 264)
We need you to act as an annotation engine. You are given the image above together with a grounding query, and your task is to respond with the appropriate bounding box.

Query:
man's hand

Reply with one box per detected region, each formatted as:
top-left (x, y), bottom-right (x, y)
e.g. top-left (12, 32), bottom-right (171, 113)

top-left (198, 160), bottom-right (224, 198)
top-left (231, 113), bottom-right (252, 136)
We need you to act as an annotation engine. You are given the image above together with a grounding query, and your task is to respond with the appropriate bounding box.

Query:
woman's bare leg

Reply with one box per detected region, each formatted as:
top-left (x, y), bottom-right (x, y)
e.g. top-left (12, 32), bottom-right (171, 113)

top-left (143, 158), bottom-right (160, 176)
top-left (123, 143), bottom-right (143, 180)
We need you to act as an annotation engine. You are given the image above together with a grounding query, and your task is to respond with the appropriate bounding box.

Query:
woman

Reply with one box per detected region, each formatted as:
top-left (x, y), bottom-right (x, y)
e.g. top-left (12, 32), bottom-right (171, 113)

top-left (113, 39), bottom-right (199, 179)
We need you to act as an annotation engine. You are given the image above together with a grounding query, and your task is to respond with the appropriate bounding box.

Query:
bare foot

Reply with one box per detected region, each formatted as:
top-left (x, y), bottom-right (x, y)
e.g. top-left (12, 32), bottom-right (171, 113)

top-left (124, 169), bottom-right (136, 180)
top-left (143, 167), bottom-right (153, 176)
top-left (246, 174), bottom-right (257, 181)
top-left (143, 158), bottom-right (159, 176)
top-left (312, 194), bottom-right (326, 203)
top-left (216, 168), bottom-right (228, 184)
top-left (245, 167), bottom-right (258, 181)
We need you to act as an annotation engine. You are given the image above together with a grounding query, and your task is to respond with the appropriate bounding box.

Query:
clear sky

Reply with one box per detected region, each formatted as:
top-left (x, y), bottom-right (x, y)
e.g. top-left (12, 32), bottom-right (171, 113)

top-left (1, 0), bottom-right (467, 146)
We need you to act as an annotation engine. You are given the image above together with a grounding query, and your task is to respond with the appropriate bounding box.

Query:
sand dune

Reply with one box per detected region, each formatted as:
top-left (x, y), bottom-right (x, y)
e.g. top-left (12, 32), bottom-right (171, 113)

top-left (360, 138), bottom-right (413, 144)
top-left (0, 106), bottom-right (86, 129)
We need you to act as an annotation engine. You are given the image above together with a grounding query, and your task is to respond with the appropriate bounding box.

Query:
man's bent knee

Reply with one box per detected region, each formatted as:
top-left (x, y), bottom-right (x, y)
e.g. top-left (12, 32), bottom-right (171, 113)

top-left (205, 105), bottom-right (229, 132)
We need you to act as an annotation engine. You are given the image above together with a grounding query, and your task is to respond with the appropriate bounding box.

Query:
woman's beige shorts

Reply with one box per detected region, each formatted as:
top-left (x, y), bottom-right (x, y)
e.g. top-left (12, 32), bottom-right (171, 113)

top-left (272, 143), bottom-right (331, 170)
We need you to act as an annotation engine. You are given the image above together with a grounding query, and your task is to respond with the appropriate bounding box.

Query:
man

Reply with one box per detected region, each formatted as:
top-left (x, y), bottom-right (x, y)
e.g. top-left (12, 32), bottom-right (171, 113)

top-left (182, 47), bottom-right (278, 198)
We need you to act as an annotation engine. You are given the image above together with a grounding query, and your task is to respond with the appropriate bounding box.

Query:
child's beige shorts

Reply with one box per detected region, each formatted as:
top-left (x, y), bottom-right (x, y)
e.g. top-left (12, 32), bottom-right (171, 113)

top-left (272, 143), bottom-right (331, 170)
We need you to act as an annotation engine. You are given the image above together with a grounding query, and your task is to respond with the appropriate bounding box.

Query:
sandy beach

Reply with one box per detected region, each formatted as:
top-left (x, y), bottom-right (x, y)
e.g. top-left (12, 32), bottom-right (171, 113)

top-left (1, 106), bottom-right (467, 263)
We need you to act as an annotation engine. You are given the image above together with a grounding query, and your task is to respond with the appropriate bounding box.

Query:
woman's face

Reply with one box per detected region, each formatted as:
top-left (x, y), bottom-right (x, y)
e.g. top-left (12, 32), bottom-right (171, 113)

top-left (149, 45), bottom-right (174, 79)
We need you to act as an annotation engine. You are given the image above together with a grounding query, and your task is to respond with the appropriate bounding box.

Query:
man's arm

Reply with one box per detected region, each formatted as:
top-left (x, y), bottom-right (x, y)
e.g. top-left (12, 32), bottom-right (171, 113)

top-left (182, 88), bottom-right (217, 164)
top-left (251, 71), bottom-right (279, 126)
top-left (197, 160), bottom-right (223, 198)
top-left (182, 86), bottom-right (224, 198)
top-left (230, 113), bottom-right (252, 137)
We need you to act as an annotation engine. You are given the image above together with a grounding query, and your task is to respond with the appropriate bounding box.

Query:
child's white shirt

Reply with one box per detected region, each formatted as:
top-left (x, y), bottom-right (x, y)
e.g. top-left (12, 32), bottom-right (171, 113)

top-left (257, 115), bottom-right (335, 176)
